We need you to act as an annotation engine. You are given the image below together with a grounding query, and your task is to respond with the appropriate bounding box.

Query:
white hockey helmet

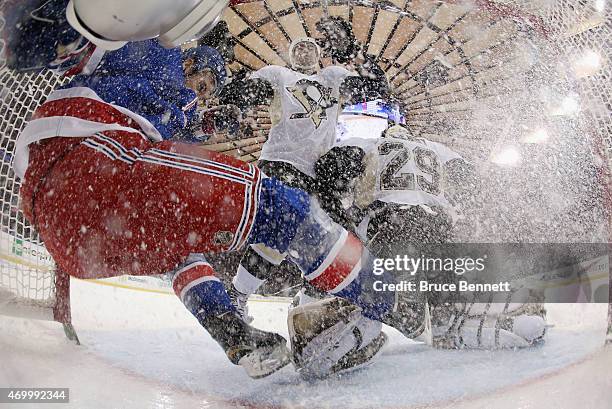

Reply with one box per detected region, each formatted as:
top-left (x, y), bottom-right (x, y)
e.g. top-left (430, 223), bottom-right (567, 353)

top-left (66, 0), bottom-right (229, 50)
top-left (289, 37), bottom-right (321, 73)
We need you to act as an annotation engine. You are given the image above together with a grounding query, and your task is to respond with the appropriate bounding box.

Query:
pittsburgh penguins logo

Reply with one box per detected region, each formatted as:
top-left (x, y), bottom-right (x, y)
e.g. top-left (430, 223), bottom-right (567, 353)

top-left (287, 79), bottom-right (337, 128)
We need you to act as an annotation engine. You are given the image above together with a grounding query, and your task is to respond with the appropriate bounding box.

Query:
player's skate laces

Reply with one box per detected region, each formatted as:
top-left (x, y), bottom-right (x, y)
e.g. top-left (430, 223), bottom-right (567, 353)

top-left (202, 312), bottom-right (291, 379)
top-left (227, 286), bottom-right (254, 324)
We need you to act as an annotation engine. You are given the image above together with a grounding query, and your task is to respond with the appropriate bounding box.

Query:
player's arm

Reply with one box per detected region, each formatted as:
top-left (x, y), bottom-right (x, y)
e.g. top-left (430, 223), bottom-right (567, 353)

top-left (314, 143), bottom-right (368, 229)
top-left (213, 68), bottom-right (276, 139)
top-left (314, 144), bottom-right (367, 231)
top-left (444, 157), bottom-right (481, 208)
top-left (315, 17), bottom-right (389, 103)
top-left (315, 145), bottom-right (366, 198)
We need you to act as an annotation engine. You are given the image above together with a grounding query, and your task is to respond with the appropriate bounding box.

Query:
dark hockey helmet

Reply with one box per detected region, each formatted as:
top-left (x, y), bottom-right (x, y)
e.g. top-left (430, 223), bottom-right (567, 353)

top-left (182, 45), bottom-right (227, 96)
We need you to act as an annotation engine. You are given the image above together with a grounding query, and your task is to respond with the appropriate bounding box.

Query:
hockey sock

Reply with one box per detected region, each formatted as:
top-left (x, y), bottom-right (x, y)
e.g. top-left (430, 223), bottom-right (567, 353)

top-left (232, 244), bottom-right (285, 295)
top-left (287, 228), bottom-right (396, 321)
top-left (233, 264), bottom-right (264, 295)
top-left (172, 254), bottom-right (236, 321)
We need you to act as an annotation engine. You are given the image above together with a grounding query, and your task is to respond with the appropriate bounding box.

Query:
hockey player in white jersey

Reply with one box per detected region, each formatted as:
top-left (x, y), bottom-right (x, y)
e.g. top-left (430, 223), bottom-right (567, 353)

top-left (317, 124), bottom-right (469, 251)
top-left (233, 123), bottom-right (546, 379)
top-left (219, 18), bottom-right (388, 316)
top-left (218, 16), bottom-right (387, 194)
top-left (315, 124), bottom-right (547, 350)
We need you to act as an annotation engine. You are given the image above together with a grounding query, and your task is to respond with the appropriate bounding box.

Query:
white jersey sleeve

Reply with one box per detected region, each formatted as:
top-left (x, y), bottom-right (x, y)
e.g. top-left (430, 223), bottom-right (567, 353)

top-left (426, 140), bottom-right (462, 165)
top-left (250, 65), bottom-right (288, 85)
top-left (322, 65), bottom-right (357, 86)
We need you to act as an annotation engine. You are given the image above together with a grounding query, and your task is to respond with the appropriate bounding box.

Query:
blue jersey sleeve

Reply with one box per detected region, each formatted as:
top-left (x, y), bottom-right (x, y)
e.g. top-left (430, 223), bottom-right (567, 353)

top-left (65, 40), bottom-right (200, 140)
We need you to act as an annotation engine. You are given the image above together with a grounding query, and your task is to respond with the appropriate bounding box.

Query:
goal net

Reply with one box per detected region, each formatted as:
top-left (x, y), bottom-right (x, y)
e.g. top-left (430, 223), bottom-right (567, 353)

top-left (540, 0), bottom-right (611, 342)
top-left (0, 1), bottom-right (610, 339)
top-left (0, 67), bottom-right (70, 321)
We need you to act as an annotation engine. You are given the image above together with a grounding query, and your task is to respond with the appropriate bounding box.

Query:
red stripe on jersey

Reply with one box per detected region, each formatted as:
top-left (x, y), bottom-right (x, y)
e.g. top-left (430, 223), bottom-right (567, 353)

top-left (34, 98), bottom-right (139, 131)
top-left (172, 263), bottom-right (216, 297)
top-left (309, 233), bottom-right (363, 292)
top-left (63, 43), bottom-right (97, 77)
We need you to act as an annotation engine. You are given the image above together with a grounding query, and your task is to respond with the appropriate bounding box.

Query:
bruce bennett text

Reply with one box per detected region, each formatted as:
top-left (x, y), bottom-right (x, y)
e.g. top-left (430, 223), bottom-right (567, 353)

top-left (373, 280), bottom-right (511, 292)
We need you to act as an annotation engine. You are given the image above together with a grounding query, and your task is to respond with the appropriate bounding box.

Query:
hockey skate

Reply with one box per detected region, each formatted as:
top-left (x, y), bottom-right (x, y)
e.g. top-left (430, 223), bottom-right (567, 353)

top-left (201, 312), bottom-right (291, 379)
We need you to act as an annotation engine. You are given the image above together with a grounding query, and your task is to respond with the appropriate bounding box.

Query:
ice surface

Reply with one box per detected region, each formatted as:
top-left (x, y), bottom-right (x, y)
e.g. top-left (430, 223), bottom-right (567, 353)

top-left (1, 278), bottom-right (610, 409)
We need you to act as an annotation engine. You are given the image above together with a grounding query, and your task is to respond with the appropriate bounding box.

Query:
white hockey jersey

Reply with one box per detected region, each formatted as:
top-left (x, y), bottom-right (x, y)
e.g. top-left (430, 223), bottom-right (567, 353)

top-left (251, 65), bottom-right (356, 177)
top-left (338, 136), bottom-right (463, 210)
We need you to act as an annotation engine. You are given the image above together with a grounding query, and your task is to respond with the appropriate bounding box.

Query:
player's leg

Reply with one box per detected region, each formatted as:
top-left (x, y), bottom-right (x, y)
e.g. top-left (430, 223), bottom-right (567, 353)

top-left (427, 300), bottom-right (547, 349)
top-left (227, 159), bottom-right (353, 320)
top-left (366, 205), bottom-right (547, 349)
top-left (260, 159), bottom-right (355, 230)
top-left (25, 133), bottom-right (260, 278)
top-left (228, 243), bottom-right (288, 322)
top-left (247, 177), bottom-right (420, 337)
top-left (364, 204), bottom-right (438, 339)
top-left (258, 160), bottom-right (316, 192)
top-left (22, 131), bottom-right (290, 377)
top-left (171, 253), bottom-right (290, 378)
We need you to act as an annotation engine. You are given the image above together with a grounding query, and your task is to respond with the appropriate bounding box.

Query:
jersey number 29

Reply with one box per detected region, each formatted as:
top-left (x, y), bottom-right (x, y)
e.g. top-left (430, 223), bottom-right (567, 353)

top-left (378, 142), bottom-right (441, 195)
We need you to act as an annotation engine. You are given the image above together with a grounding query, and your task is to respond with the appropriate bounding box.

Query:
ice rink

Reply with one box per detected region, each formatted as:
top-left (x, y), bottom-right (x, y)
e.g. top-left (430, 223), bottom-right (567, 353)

top-left (1, 278), bottom-right (610, 409)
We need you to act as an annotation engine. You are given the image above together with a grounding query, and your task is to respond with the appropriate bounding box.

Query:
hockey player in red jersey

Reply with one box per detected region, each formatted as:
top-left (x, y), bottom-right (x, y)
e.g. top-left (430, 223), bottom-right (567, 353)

top-left (6, 0), bottom-right (292, 378)
top-left (8, 0), bottom-right (418, 379)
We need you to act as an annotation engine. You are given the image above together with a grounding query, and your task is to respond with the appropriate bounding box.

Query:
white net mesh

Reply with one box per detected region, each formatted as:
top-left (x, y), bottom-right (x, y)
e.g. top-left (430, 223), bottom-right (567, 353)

top-left (547, 0), bottom-right (611, 161)
top-left (541, 0), bottom-right (611, 339)
top-left (0, 67), bottom-right (68, 309)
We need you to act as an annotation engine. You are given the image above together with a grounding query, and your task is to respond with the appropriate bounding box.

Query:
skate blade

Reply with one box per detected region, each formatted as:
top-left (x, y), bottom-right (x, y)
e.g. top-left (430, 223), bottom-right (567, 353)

top-left (238, 344), bottom-right (292, 379)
